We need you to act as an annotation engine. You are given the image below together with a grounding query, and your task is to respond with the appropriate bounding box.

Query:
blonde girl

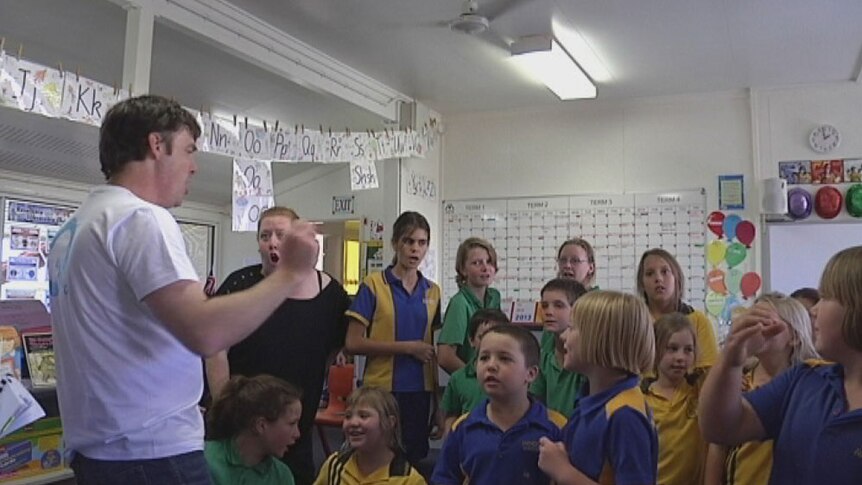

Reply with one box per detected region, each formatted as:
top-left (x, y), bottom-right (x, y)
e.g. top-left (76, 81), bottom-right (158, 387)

top-left (643, 313), bottom-right (707, 485)
top-left (637, 248), bottom-right (719, 369)
top-left (701, 246), bottom-right (862, 485)
top-left (205, 375), bottom-right (302, 485)
top-left (537, 290), bottom-right (658, 485)
top-left (314, 387), bottom-right (426, 485)
top-left (703, 293), bottom-right (818, 485)
top-left (438, 237), bottom-right (501, 374)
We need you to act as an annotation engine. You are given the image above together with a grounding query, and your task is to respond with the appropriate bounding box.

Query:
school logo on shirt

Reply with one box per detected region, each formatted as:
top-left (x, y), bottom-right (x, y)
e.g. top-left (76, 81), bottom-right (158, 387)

top-left (522, 440), bottom-right (540, 452)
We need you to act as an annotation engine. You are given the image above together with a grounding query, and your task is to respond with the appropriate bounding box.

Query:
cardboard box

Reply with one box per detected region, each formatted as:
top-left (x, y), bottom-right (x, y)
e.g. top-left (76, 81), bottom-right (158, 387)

top-left (0, 417), bottom-right (64, 482)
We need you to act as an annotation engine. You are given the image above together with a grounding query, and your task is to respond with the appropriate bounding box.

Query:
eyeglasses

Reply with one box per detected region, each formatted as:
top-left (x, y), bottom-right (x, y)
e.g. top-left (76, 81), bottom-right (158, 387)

top-left (557, 257), bottom-right (589, 265)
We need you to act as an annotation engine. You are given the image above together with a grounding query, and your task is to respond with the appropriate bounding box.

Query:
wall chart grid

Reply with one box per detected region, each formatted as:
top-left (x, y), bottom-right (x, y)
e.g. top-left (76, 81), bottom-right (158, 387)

top-left (442, 189), bottom-right (707, 310)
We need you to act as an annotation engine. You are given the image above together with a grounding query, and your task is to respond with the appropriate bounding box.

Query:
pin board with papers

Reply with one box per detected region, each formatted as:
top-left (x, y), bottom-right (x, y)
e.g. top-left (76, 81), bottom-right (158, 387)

top-left (442, 189), bottom-right (707, 311)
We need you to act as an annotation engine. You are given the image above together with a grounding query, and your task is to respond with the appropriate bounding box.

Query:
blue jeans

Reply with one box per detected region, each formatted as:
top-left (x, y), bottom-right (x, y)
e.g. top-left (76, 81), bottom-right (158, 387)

top-left (71, 451), bottom-right (212, 485)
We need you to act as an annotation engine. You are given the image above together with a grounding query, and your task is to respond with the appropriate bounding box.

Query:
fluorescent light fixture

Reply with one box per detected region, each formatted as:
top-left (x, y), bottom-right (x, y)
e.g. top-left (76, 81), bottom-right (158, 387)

top-left (511, 35), bottom-right (597, 100)
top-left (552, 19), bottom-right (612, 83)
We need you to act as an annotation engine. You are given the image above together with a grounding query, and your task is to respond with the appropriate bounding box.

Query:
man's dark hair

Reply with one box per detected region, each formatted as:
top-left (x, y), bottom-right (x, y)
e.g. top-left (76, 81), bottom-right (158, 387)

top-left (99, 95), bottom-right (201, 179)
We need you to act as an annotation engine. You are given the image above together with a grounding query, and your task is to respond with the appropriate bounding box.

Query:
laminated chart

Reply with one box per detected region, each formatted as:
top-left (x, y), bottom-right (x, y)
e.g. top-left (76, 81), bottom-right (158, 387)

top-left (442, 189), bottom-right (707, 310)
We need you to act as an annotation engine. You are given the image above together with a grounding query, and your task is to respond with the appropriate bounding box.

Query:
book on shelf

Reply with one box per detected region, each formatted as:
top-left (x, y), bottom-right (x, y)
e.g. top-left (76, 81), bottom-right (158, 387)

top-left (20, 330), bottom-right (54, 389)
top-left (0, 327), bottom-right (22, 380)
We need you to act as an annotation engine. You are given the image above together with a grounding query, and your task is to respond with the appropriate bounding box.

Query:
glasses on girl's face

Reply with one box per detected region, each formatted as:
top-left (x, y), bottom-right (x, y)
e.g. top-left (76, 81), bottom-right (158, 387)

top-left (558, 257), bottom-right (588, 265)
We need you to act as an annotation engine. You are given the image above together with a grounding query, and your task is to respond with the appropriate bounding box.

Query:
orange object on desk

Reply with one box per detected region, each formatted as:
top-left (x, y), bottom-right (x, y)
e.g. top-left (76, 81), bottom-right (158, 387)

top-left (314, 364), bottom-right (354, 455)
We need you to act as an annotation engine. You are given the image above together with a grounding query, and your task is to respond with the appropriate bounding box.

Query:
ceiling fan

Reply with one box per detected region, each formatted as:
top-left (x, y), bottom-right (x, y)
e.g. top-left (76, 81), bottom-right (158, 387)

top-left (443, 0), bottom-right (529, 51)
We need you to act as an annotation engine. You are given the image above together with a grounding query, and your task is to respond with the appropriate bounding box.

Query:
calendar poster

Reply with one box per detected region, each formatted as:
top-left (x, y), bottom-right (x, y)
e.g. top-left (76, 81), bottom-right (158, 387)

top-left (442, 189), bottom-right (707, 312)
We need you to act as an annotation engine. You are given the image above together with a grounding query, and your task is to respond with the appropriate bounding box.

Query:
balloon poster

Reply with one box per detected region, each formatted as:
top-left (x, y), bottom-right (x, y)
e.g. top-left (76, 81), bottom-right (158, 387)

top-left (704, 211), bottom-right (763, 341)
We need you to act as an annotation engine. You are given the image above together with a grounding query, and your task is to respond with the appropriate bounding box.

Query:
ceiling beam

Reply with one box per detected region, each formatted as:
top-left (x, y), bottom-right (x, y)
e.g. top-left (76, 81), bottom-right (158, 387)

top-left (122, 3), bottom-right (155, 94)
top-left (107, 0), bottom-right (411, 120)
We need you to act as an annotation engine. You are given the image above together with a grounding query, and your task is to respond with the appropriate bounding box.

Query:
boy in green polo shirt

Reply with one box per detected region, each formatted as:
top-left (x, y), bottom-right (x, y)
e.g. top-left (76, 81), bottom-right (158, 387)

top-left (531, 278), bottom-right (588, 416)
top-left (440, 308), bottom-right (510, 438)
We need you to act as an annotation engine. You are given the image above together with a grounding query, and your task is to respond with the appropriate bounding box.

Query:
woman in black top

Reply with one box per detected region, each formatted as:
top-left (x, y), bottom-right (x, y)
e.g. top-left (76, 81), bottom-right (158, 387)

top-left (205, 207), bottom-right (349, 485)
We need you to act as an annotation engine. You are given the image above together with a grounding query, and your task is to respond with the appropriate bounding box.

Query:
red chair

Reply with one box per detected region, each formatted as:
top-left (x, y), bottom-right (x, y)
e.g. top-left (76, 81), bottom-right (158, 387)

top-left (314, 364), bottom-right (355, 455)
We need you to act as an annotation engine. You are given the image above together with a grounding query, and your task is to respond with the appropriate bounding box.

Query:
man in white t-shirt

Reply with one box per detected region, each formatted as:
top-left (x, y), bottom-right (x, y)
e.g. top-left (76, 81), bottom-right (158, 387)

top-left (47, 95), bottom-right (319, 485)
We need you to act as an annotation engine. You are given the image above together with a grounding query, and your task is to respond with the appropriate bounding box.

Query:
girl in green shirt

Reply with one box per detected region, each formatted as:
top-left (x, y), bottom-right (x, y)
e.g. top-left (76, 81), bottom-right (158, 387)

top-left (205, 375), bottom-right (302, 485)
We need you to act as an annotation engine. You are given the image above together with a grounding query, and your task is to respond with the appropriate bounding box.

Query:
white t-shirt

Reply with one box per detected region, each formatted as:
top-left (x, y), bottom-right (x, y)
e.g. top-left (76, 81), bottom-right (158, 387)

top-left (48, 185), bottom-right (203, 460)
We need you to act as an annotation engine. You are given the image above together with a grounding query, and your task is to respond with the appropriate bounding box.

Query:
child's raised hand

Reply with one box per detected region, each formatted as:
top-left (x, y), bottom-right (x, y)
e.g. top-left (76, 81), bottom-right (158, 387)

top-left (723, 303), bottom-right (785, 367)
top-left (538, 437), bottom-right (570, 479)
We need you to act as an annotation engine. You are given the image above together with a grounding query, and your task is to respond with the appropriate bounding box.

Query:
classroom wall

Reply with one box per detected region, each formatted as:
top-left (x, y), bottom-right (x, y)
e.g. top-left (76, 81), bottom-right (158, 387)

top-left (752, 82), bottom-right (862, 178)
top-left (443, 91), bottom-right (753, 210)
top-left (216, 157), bottom-right (404, 276)
top-left (400, 103), bottom-right (443, 284)
top-left (0, 167), bottom-right (230, 281)
top-left (443, 91), bottom-right (757, 283)
top-left (750, 81), bottom-right (862, 287)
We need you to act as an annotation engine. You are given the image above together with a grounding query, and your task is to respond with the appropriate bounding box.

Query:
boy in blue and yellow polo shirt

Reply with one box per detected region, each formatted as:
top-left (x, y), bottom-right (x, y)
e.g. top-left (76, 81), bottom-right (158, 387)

top-left (432, 325), bottom-right (566, 485)
top-left (440, 309), bottom-right (510, 435)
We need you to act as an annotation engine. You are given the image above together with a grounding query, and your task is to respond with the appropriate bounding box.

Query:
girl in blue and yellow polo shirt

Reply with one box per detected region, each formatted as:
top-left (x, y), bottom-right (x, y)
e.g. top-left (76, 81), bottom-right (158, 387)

top-left (345, 211), bottom-right (443, 466)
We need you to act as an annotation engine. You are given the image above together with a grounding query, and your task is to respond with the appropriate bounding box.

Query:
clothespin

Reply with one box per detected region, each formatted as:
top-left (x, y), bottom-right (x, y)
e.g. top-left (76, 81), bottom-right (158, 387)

top-left (74, 67), bottom-right (80, 82)
top-left (128, 83), bottom-right (133, 96)
top-left (233, 114), bottom-right (237, 126)
top-left (113, 82), bottom-right (118, 96)
top-left (58, 62), bottom-right (64, 77)
top-left (318, 124), bottom-right (323, 134)
top-left (301, 124), bottom-right (305, 133)
top-left (263, 120), bottom-right (268, 132)
top-left (0, 37), bottom-right (5, 52)
top-left (243, 117), bottom-right (247, 129)
top-left (294, 124), bottom-right (298, 135)
top-left (328, 127), bottom-right (332, 137)
top-left (274, 120), bottom-right (280, 132)
top-left (16, 44), bottom-right (22, 61)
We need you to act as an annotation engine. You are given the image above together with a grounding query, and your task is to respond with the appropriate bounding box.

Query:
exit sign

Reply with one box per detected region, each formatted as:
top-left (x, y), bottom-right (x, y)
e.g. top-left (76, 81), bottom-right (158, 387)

top-left (332, 195), bottom-right (355, 215)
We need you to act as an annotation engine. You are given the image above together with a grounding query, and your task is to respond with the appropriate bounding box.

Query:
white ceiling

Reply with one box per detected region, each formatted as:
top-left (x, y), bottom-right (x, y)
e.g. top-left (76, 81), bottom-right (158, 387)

top-left (0, 0), bottom-right (861, 206)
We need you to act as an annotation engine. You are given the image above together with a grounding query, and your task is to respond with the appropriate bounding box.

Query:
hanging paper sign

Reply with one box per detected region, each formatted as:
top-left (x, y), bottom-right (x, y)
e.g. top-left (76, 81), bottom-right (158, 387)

top-left (270, 129), bottom-right (297, 162)
top-left (376, 132), bottom-right (395, 161)
top-left (364, 133), bottom-right (380, 162)
top-left (414, 127), bottom-right (427, 157)
top-left (294, 130), bottom-right (323, 163)
top-left (10, 59), bottom-right (55, 115)
top-left (0, 51), bottom-right (439, 163)
top-left (350, 158), bottom-right (379, 191)
top-left (0, 53), bottom-right (19, 108)
top-left (238, 125), bottom-right (271, 160)
top-left (323, 132), bottom-right (346, 163)
top-left (232, 158), bottom-right (274, 232)
top-left (64, 76), bottom-right (114, 126)
top-left (200, 113), bottom-right (241, 157)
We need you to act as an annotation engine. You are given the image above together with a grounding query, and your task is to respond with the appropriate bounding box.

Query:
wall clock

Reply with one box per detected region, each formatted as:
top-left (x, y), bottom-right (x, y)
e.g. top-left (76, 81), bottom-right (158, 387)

top-left (809, 124), bottom-right (841, 153)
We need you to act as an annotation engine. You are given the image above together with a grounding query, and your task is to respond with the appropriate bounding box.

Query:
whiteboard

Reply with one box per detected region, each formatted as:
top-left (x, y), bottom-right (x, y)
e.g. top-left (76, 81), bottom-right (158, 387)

top-left (442, 189), bottom-right (707, 308)
top-left (765, 222), bottom-right (862, 295)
